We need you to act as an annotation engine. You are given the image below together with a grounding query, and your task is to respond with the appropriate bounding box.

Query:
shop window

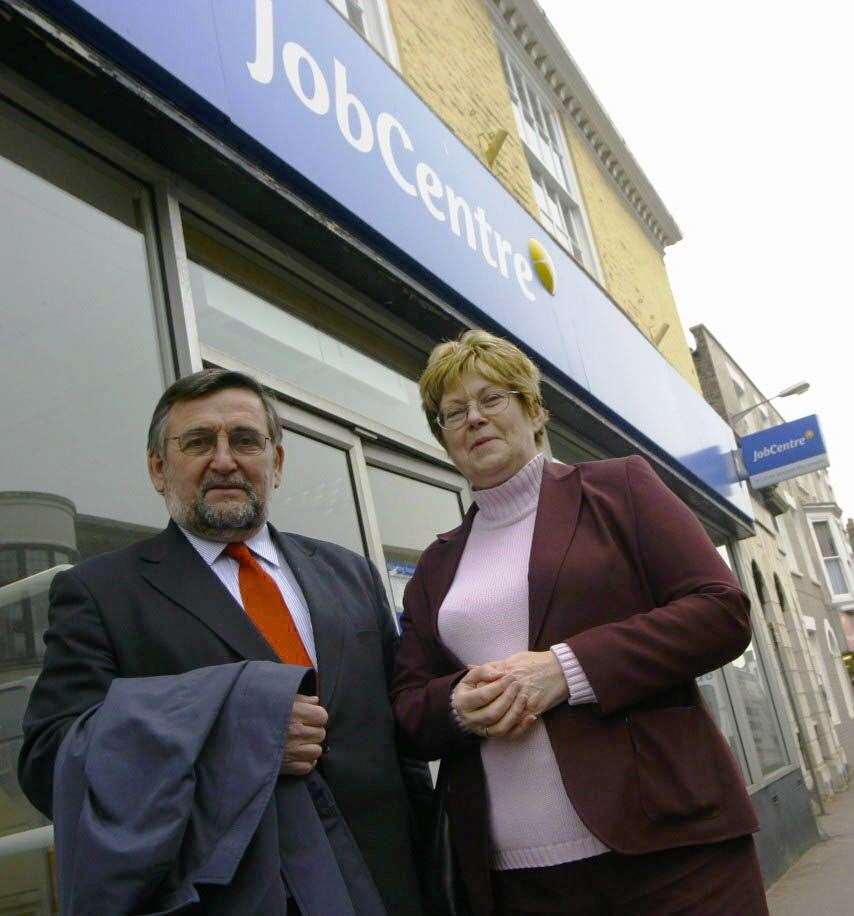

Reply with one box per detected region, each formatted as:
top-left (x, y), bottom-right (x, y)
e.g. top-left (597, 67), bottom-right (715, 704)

top-left (269, 429), bottom-right (366, 557)
top-left (497, 42), bottom-right (597, 272)
top-left (696, 669), bottom-right (750, 778)
top-left (716, 547), bottom-right (791, 783)
top-left (738, 564), bottom-right (791, 777)
top-left (184, 220), bottom-right (435, 448)
top-left (811, 520), bottom-right (851, 597)
top-left (0, 100), bottom-right (166, 904)
top-left (729, 642), bottom-right (790, 777)
top-left (328, 0), bottom-right (399, 66)
top-left (366, 465), bottom-right (463, 618)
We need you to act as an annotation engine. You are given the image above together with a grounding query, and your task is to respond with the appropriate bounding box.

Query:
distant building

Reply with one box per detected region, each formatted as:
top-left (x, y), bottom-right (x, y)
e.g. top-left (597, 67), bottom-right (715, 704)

top-left (693, 324), bottom-right (854, 796)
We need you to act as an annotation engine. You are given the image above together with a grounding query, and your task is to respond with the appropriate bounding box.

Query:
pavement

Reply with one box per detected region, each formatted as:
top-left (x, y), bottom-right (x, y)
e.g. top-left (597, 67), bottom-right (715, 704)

top-left (766, 785), bottom-right (854, 915)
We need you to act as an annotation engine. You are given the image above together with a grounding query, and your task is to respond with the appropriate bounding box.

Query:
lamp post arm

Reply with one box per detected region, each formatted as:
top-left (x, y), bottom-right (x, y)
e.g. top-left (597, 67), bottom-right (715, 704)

top-left (728, 394), bottom-right (777, 425)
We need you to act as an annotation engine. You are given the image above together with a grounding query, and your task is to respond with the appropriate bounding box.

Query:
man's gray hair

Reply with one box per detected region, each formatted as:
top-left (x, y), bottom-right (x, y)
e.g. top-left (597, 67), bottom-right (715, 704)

top-left (147, 368), bottom-right (283, 456)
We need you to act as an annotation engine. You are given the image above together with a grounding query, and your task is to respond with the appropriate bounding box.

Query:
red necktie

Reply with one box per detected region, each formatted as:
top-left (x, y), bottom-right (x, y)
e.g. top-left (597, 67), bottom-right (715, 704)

top-left (225, 542), bottom-right (312, 666)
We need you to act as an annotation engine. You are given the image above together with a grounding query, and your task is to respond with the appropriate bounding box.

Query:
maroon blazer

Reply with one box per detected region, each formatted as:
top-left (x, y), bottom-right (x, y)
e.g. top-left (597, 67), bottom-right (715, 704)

top-left (391, 456), bottom-right (759, 916)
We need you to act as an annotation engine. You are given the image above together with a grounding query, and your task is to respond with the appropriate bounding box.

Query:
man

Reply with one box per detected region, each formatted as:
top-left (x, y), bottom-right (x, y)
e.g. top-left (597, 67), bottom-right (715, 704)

top-left (19, 368), bottom-right (425, 915)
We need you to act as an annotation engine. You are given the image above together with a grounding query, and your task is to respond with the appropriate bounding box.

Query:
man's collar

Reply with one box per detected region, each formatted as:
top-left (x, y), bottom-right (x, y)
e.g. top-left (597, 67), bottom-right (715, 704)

top-left (178, 524), bottom-right (280, 568)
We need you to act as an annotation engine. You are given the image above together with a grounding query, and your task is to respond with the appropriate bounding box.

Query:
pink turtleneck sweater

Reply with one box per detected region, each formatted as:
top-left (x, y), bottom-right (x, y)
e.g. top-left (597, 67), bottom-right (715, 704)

top-left (438, 453), bottom-right (609, 869)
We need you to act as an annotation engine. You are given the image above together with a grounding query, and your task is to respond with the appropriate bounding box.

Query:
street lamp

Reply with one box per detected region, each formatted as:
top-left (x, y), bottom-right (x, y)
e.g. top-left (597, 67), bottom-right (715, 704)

top-left (728, 380), bottom-right (810, 424)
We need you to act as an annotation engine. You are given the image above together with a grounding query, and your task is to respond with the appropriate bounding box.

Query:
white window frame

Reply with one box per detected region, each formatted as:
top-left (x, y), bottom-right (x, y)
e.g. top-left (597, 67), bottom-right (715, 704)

top-left (716, 544), bottom-right (798, 788)
top-left (728, 365), bottom-right (747, 405)
top-left (494, 34), bottom-right (599, 277)
top-left (328, 0), bottom-right (400, 69)
top-left (810, 516), bottom-right (854, 601)
top-left (529, 163), bottom-right (592, 266)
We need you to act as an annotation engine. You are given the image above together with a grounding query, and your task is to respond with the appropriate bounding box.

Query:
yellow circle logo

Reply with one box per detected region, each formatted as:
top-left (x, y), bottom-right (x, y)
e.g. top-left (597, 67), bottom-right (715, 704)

top-left (805, 429), bottom-right (815, 440)
top-left (528, 239), bottom-right (556, 296)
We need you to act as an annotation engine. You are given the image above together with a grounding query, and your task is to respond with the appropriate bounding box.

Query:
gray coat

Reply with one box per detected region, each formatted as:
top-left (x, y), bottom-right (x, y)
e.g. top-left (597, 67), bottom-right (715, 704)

top-left (54, 660), bottom-right (388, 915)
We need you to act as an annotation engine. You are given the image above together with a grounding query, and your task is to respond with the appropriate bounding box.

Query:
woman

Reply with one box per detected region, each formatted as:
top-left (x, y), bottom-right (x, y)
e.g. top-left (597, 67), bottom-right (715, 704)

top-left (391, 330), bottom-right (768, 916)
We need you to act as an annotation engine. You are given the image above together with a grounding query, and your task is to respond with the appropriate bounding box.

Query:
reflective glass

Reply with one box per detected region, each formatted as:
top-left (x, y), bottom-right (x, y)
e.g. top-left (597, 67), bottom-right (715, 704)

top-left (730, 642), bottom-right (789, 775)
top-left (696, 669), bottom-right (749, 779)
top-left (716, 544), bottom-right (790, 778)
top-left (367, 467), bottom-right (463, 617)
top-left (268, 430), bottom-right (365, 557)
top-left (0, 104), bottom-right (166, 908)
top-left (813, 522), bottom-right (848, 594)
top-left (186, 255), bottom-right (435, 446)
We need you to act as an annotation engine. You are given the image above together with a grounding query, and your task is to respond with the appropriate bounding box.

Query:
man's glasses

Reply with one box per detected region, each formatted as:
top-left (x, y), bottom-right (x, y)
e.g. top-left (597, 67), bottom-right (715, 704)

top-left (436, 389), bottom-right (519, 431)
top-left (166, 428), bottom-right (272, 456)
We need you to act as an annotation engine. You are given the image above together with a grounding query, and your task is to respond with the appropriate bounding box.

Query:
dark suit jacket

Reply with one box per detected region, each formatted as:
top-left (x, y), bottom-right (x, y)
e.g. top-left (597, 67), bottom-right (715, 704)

top-left (391, 456), bottom-right (759, 916)
top-left (20, 522), bottom-right (424, 916)
top-left (54, 661), bottom-right (387, 916)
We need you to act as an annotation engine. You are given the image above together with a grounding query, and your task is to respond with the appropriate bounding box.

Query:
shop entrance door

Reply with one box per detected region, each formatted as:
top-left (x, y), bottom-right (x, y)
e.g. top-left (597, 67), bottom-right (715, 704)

top-left (272, 402), bottom-right (469, 624)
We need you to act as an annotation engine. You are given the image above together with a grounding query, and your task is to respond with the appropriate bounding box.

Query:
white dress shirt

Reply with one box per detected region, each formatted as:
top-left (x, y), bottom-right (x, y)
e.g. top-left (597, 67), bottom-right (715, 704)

top-left (179, 524), bottom-right (317, 667)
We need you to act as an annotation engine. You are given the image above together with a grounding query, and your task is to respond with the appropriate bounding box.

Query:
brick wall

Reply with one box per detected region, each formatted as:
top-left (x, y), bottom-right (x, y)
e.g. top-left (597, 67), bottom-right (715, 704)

top-left (387, 0), bottom-right (538, 218)
top-left (565, 127), bottom-right (701, 391)
top-left (691, 326), bottom-right (730, 421)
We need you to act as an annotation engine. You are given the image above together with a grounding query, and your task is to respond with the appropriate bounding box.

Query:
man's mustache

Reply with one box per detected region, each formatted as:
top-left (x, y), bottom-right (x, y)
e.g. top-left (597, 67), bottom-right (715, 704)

top-left (201, 477), bottom-right (253, 495)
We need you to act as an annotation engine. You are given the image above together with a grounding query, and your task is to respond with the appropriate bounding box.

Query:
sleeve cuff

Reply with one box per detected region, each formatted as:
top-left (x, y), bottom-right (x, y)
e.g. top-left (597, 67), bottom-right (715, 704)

top-left (550, 643), bottom-right (596, 705)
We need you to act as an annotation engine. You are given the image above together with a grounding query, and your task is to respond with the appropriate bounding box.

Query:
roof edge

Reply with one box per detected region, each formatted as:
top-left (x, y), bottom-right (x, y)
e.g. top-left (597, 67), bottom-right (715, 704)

top-left (493, 0), bottom-right (682, 247)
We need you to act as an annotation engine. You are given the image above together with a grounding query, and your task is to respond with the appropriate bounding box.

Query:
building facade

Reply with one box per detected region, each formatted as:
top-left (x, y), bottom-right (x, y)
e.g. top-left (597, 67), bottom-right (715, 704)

top-left (0, 0), bottom-right (820, 908)
top-left (692, 325), bottom-right (854, 796)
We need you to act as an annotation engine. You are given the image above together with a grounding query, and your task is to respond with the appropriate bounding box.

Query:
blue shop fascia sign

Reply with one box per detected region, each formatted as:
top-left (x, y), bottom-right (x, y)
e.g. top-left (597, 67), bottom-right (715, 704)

top-left (31, 0), bottom-right (752, 519)
top-left (740, 415), bottom-right (829, 489)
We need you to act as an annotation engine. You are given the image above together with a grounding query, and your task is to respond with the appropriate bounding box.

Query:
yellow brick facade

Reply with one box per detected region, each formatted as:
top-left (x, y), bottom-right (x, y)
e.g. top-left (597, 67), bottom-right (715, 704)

top-left (386, 0), bottom-right (699, 391)
top-left (563, 128), bottom-right (701, 390)
top-left (386, 0), bottom-right (538, 218)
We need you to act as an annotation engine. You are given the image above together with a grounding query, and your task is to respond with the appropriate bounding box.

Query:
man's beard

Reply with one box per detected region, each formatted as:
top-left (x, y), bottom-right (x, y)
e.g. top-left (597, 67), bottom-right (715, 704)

top-left (165, 475), bottom-right (268, 540)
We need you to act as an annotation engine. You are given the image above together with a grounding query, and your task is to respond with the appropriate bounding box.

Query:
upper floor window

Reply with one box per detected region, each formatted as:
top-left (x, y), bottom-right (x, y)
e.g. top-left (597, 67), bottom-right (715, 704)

top-left (728, 366), bottom-right (748, 409)
top-left (329, 0), bottom-right (399, 67)
top-left (812, 519), bottom-right (851, 597)
top-left (497, 41), bottom-right (597, 272)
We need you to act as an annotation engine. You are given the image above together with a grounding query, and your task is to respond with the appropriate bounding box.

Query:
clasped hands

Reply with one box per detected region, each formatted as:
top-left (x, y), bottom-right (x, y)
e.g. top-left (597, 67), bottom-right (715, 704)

top-left (452, 650), bottom-right (568, 740)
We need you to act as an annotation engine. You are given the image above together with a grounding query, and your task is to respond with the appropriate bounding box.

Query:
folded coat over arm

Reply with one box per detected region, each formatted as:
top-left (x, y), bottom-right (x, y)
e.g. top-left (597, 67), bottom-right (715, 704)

top-left (53, 661), bottom-right (386, 916)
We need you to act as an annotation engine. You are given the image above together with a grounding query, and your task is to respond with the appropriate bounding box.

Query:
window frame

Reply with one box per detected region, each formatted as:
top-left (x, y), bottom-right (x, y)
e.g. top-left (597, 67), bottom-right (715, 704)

top-left (328, 0), bottom-right (400, 69)
top-left (182, 208), bottom-right (449, 461)
top-left (363, 442), bottom-right (469, 610)
top-left (493, 31), bottom-right (600, 277)
top-left (810, 516), bottom-right (854, 601)
top-left (719, 543), bottom-right (799, 790)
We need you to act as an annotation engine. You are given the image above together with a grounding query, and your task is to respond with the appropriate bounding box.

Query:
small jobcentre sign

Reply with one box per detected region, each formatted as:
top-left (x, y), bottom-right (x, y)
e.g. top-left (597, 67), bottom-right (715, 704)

top-left (740, 415), bottom-right (829, 488)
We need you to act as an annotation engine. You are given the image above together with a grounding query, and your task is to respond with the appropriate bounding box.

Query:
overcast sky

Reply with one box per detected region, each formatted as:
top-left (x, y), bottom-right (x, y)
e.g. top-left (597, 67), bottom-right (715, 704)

top-left (536, 0), bottom-right (852, 519)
